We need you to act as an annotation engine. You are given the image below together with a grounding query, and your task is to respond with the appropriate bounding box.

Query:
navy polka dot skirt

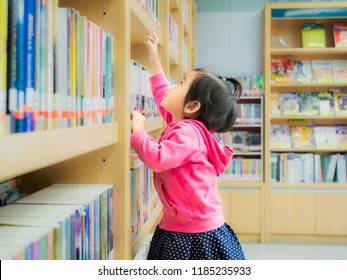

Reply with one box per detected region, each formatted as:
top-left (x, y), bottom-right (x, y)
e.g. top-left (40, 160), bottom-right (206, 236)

top-left (147, 223), bottom-right (245, 260)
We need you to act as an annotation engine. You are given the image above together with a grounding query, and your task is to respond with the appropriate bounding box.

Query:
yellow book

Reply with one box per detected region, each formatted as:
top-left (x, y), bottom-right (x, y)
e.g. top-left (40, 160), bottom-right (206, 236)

top-left (70, 8), bottom-right (76, 127)
top-left (0, 0), bottom-right (8, 136)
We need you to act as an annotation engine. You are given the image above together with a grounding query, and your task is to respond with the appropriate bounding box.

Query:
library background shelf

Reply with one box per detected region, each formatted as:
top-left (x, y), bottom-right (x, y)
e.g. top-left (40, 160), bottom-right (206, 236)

top-left (264, 2), bottom-right (347, 243)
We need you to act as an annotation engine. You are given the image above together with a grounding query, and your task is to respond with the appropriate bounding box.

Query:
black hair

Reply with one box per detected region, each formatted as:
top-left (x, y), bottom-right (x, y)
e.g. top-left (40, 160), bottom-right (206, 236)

top-left (183, 68), bottom-right (242, 133)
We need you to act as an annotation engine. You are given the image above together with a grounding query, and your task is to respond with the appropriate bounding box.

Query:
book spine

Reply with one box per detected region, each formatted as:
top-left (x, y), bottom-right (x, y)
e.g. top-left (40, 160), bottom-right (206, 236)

top-left (24, 0), bottom-right (35, 132)
top-left (0, 0), bottom-right (8, 136)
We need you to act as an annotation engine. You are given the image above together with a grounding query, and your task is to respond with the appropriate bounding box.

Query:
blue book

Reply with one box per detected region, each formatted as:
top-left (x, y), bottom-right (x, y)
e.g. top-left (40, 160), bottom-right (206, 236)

top-left (24, 0), bottom-right (35, 132)
top-left (16, 0), bottom-right (25, 133)
top-left (7, 0), bottom-right (18, 133)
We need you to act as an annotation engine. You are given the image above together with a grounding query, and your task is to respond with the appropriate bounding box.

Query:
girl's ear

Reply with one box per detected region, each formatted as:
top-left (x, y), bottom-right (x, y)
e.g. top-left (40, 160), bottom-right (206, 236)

top-left (184, 100), bottom-right (201, 115)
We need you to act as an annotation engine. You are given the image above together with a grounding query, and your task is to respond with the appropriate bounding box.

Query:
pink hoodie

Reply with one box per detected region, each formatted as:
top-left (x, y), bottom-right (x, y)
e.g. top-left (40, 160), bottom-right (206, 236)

top-left (130, 73), bottom-right (234, 233)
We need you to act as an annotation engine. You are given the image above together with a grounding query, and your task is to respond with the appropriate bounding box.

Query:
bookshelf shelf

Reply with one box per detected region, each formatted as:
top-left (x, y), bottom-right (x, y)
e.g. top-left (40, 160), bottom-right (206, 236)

top-left (0, 0), bottom-right (196, 260)
top-left (264, 2), bottom-right (347, 243)
top-left (271, 47), bottom-right (347, 56)
top-left (218, 181), bottom-right (265, 188)
top-left (271, 183), bottom-right (347, 190)
top-left (130, 0), bottom-right (163, 45)
top-left (130, 203), bottom-right (162, 257)
top-left (0, 123), bottom-right (119, 182)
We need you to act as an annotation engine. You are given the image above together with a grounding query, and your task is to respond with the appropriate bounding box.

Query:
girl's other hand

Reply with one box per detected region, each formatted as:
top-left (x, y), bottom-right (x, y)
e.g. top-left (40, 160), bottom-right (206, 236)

top-left (131, 111), bottom-right (146, 134)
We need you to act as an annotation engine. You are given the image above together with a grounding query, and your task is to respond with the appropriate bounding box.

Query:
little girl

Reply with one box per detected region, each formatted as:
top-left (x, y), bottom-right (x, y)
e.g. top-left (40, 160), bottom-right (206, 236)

top-left (130, 32), bottom-right (245, 260)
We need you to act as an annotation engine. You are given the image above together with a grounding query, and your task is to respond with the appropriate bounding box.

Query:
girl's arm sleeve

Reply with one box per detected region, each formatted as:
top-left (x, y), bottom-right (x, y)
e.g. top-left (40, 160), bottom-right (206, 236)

top-left (130, 123), bottom-right (199, 172)
top-left (150, 72), bottom-right (173, 125)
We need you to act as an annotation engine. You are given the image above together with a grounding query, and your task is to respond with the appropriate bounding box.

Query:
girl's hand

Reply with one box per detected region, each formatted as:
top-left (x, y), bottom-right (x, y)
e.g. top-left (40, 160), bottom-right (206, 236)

top-left (131, 111), bottom-right (146, 134)
top-left (144, 32), bottom-right (159, 53)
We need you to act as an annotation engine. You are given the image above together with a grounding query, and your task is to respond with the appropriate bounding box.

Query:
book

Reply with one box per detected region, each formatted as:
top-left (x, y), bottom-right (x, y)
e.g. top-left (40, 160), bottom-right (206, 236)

top-left (280, 93), bottom-right (300, 116)
top-left (301, 23), bottom-right (326, 48)
top-left (270, 125), bottom-right (291, 148)
top-left (290, 126), bottom-right (315, 148)
top-left (318, 91), bottom-right (335, 116)
top-left (311, 60), bottom-right (334, 83)
top-left (334, 93), bottom-right (347, 116)
top-left (313, 126), bottom-right (338, 149)
top-left (333, 24), bottom-right (347, 48)
top-left (270, 93), bottom-right (281, 116)
top-left (332, 59), bottom-right (347, 83)
top-left (271, 56), bottom-right (294, 83)
top-left (0, 0), bottom-right (8, 136)
top-left (336, 126), bottom-right (347, 148)
top-left (336, 154), bottom-right (347, 183)
top-left (297, 92), bottom-right (320, 116)
top-left (293, 60), bottom-right (312, 84)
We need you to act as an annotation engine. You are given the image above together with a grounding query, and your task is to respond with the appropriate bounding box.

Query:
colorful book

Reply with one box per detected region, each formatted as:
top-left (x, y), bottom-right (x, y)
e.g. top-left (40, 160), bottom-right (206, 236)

top-left (334, 92), bottom-right (347, 116)
top-left (336, 126), bottom-right (347, 149)
top-left (313, 126), bottom-right (338, 149)
top-left (318, 91), bottom-right (335, 116)
top-left (270, 125), bottom-right (291, 148)
top-left (280, 93), bottom-right (300, 116)
top-left (302, 22), bottom-right (326, 48)
top-left (332, 59), bottom-right (347, 83)
top-left (293, 60), bottom-right (312, 84)
top-left (311, 60), bottom-right (334, 83)
top-left (290, 126), bottom-right (315, 149)
top-left (333, 24), bottom-right (347, 48)
top-left (0, 0), bottom-right (8, 136)
top-left (297, 92), bottom-right (320, 116)
top-left (271, 56), bottom-right (294, 83)
top-left (270, 93), bottom-right (281, 116)
top-left (24, 0), bottom-right (36, 132)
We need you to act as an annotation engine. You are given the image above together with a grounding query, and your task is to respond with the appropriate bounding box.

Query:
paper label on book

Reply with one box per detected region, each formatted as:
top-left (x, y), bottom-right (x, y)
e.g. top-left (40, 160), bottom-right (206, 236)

top-left (9, 89), bottom-right (18, 111)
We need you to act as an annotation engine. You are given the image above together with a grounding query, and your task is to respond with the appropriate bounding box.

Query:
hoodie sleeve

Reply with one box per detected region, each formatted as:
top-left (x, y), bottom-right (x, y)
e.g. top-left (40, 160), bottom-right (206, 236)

top-left (130, 122), bottom-right (200, 173)
top-left (150, 72), bottom-right (173, 125)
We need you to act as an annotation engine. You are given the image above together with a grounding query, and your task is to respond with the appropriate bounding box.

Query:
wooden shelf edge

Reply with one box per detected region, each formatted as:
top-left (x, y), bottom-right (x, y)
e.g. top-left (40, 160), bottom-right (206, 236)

top-left (131, 203), bottom-right (162, 258)
top-left (145, 117), bottom-right (164, 132)
top-left (271, 47), bottom-right (347, 55)
top-left (270, 183), bottom-right (347, 189)
top-left (0, 123), bottom-right (119, 182)
top-left (218, 181), bottom-right (265, 188)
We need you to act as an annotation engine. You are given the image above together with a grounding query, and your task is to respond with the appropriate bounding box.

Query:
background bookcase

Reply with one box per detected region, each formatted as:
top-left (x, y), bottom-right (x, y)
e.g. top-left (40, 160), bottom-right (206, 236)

top-left (0, 0), bottom-right (196, 260)
top-left (264, 2), bottom-right (347, 243)
top-left (218, 92), bottom-right (265, 242)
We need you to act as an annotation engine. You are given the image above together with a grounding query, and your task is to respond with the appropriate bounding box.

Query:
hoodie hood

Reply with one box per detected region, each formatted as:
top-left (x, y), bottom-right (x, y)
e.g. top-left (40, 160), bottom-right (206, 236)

top-left (183, 120), bottom-right (234, 176)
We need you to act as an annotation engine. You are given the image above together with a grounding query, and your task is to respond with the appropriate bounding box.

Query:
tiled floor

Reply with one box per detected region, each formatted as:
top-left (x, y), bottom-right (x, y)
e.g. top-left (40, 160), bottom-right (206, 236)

top-left (241, 242), bottom-right (347, 260)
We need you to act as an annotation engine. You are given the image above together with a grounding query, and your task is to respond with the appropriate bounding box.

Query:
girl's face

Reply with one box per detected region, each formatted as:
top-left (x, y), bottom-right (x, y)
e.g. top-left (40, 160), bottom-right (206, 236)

top-left (161, 71), bottom-right (199, 121)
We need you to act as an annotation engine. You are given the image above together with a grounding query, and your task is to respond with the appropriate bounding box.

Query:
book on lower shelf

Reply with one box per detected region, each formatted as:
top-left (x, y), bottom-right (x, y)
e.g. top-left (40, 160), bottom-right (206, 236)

top-left (0, 184), bottom-right (114, 260)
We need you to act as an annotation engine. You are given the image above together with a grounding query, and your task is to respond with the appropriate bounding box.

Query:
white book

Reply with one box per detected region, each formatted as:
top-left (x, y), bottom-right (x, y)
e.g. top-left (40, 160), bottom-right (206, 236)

top-left (336, 154), bottom-right (347, 183)
top-left (314, 126), bottom-right (338, 149)
top-left (303, 153), bottom-right (314, 183)
top-left (326, 154), bottom-right (338, 182)
top-left (314, 154), bottom-right (322, 183)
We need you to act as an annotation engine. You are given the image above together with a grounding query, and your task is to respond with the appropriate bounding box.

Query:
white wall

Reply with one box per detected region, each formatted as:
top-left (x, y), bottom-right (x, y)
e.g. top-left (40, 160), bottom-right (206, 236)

top-left (196, 11), bottom-right (264, 76)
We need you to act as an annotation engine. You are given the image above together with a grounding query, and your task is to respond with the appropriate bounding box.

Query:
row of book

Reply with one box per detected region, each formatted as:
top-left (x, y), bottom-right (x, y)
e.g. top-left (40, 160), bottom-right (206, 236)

top-left (270, 91), bottom-right (347, 117)
top-left (0, 184), bottom-right (114, 260)
top-left (271, 153), bottom-right (347, 183)
top-left (0, 177), bottom-right (20, 207)
top-left (0, 1), bottom-right (114, 136)
top-left (220, 158), bottom-right (263, 182)
top-left (130, 60), bottom-right (160, 118)
top-left (302, 23), bottom-right (347, 48)
top-left (234, 75), bottom-right (264, 96)
top-left (137, 0), bottom-right (161, 29)
top-left (270, 125), bottom-right (347, 150)
top-left (271, 57), bottom-right (347, 84)
top-left (169, 12), bottom-right (178, 62)
top-left (235, 103), bottom-right (262, 125)
top-left (130, 152), bottom-right (159, 241)
top-left (216, 131), bottom-right (262, 153)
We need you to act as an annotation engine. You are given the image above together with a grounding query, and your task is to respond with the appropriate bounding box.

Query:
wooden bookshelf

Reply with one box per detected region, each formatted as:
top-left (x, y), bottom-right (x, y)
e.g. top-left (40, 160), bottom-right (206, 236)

top-left (1, 0), bottom-right (196, 260)
top-left (264, 2), bottom-right (347, 243)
